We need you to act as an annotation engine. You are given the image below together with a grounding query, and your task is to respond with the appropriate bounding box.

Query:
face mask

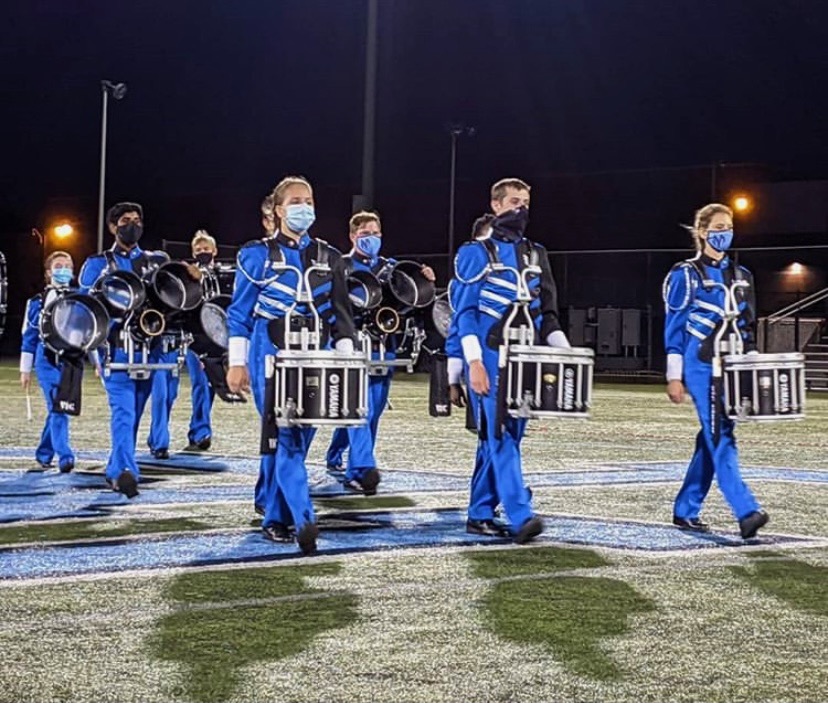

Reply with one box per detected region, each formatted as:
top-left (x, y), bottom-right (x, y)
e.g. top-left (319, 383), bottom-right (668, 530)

top-left (707, 229), bottom-right (734, 252)
top-left (195, 252), bottom-right (214, 266)
top-left (355, 235), bottom-right (382, 259)
top-left (284, 203), bottom-right (316, 234)
top-left (51, 268), bottom-right (73, 286)
top-left (117, 222), bottom-right (143, 245)
top-left (492, 206), bottom-right (529, 240)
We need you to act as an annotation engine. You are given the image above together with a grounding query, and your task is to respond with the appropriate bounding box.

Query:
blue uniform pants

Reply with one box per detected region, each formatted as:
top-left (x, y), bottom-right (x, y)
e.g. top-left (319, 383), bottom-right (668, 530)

top-left (186, 350), bottom-right (214, 444)
top-left (467, 350), bottom-right (533, 531)
top-left (675, 356), bottom-right (760, 521)
top-left (103, 370), bottom-right (153, 482)
top-left (326, 372), bottom-right (392, 481)
top-left (34, 360), bottom-right (75, 470)
top-left (250, 318), bottom-right (316, 530)
top-left (148, 349), bottom-right (180, 452)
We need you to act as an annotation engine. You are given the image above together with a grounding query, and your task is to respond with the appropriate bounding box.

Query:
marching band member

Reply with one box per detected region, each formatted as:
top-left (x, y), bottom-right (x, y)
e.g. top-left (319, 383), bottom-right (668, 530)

top-left (19, 251), bottom-right (78, 472)
top-left (182, 230), bottom-right (221, 452)
top-left (663, 203), bottom-right (769, 538)
top-left (325, 211), bottom-right (435, 493)
top-left (452, 178), bottom-right (569, 543)
top-left (78, 202), bottom-right (167, 497)
top-left (226, 176), bottom-right (358, 555)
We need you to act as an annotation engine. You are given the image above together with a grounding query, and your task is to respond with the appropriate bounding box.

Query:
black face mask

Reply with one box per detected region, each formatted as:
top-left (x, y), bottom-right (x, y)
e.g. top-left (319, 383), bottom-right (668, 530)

top-left (195, 252), bottom-right (214, 266)
top-left (492, 206), bottom-right (529, 241)
top-left (117, 222), bottom-right (143, 245)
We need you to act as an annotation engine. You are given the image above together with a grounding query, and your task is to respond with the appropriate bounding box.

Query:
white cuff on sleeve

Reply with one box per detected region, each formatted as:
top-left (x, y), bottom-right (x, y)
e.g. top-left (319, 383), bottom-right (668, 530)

top-left (228, 337), bottom-right (249, 368)
top-left (746, 350), bottom-right (759, 356)
top-left (20, 352), bottom-right (34, 374)
top-left (461, 335), bottom-right (482, 364)
top-left (335, 337), bottom-right (355, 354)
top-left (666, 353), bottom-right (683, 381)
top-left (546, 330), bottom-right (571, 348)
top-left (447, 356), bottom-right (464, 384)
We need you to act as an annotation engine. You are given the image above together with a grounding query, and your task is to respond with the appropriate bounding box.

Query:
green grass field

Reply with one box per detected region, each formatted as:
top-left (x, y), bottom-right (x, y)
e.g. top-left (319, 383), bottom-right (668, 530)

top-left (0, 362), bottom-right (826, 703)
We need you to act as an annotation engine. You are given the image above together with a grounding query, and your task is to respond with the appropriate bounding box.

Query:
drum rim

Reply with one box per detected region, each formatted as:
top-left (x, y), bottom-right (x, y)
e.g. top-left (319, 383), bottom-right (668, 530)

top-left (724, 352), bottom-right (805, 363)
top-left (508, 345), bottom-right (596, 358)
top-left (41, 292), bottom-right (109, 352)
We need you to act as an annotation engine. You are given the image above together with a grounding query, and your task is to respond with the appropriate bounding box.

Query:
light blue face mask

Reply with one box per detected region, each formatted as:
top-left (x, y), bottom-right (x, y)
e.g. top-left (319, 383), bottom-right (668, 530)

top-left (355, 235), bottom-right (382, 259)
top-left (51, 268), bottom-right (73, 286)
top-left (284, 203), bottom-right (316, 234)
top-left (707, 228), bottom-right (734, 252)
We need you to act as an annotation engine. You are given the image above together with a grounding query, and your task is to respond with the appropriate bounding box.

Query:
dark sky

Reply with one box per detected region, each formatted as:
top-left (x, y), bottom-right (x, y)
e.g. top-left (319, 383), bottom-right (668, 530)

top-left (2, 0), bottom-right (828, 254)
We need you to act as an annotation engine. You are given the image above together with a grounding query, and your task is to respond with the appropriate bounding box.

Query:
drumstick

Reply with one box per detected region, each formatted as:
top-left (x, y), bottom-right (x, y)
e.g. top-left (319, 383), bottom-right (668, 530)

top-left (25, 391), bottom-right (33, 422)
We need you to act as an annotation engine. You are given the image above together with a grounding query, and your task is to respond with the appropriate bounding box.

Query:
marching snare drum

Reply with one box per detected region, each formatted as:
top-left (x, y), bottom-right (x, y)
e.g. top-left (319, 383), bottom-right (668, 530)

top-left (505, 345), bottom-right (595, 419)
top-left (274, 350), bottom-right (368, 428)
top-left (39, 292), bottom-right (110, 356)
top-left (723, 352), bottom-right (805, 421)
top-left (189, 294), bottom-right (230, 357)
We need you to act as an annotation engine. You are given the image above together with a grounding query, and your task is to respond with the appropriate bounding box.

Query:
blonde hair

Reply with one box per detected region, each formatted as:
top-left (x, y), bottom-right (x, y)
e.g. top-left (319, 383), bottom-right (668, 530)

top-left (690, 203), bottom-right (733, 252)
top-left (44, 250), bottom-right (73, 282)
top-left (491, 177), bottom-right (531, 202)
top-left (271, 176), bottom-right (313, 206)
top-left (349, 210), bottom-right (381, 233)
top-left (191, 230), bottom-right (217, 253)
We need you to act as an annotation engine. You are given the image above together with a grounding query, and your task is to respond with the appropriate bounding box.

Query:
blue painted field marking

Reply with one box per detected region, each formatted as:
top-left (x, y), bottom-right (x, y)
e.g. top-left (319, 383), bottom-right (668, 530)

top-left (0, 509), bottom-right (814, 581)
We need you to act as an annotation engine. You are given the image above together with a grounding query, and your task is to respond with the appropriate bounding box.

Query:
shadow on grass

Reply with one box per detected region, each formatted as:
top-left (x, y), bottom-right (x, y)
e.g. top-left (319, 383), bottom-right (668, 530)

top-left (730, 555), bottom-right (828, 616)
top-left (149, 563), bottom-right (358, 703)
top-left (468, 547), bottom-right (655, 680)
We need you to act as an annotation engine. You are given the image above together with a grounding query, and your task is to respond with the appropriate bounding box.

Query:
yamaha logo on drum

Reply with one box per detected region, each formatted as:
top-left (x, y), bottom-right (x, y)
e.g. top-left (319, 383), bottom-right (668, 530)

top-left (563, 367), bottom-right (575, 411)
top-left (328, 373), bottom-right (341, 418)
top-left (779, 373), bottom-right (790, 413)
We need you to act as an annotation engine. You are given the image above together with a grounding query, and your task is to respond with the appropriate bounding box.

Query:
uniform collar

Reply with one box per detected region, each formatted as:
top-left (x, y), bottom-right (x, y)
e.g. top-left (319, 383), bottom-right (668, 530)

top-left (699, 252), bottom-right (729, 268)
top-left (110, 243), bottom-right (144, 259)
top-left (275, 231), bottom-right (311, 250)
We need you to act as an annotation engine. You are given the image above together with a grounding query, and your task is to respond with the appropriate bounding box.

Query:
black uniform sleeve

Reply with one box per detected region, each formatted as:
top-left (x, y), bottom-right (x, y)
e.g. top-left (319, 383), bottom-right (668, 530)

top-left (738, 267), bottom-right (758, 353)
top-left (535, 243), bottom-right (563, 340)
top-left (329, 248), bottom-right (358, 343)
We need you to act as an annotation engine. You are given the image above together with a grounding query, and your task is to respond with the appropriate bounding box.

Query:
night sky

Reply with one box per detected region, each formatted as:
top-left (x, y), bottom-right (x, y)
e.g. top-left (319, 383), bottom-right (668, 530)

top-left (2, 0), bottom-right (827, 313)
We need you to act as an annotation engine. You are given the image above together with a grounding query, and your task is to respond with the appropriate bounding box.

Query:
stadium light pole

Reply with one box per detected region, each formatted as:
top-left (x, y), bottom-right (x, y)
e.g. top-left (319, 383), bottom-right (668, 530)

top-left (357, 0), bottom-right (379, 212)
top-left (97, 80), bottom-right (127, 253)
top-left (447, 123), bottom-right (475, 273)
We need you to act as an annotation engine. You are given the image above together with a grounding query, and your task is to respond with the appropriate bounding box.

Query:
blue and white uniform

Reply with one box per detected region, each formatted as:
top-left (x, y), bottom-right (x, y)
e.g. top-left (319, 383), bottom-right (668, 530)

top-left (227, 232), bottom-right (356, 534)
top-left (663, 253), bottom-right (761, 522)
top-left (147, 336), bottom-right (181, 454)
top-left (20, 287), bottom-right (77, 470)
top-left (78, 244), bottom-right (165, 484)
top-left (325, 253), bottom-right (397, 483)
top-left (452, 228), bottom-right (566, 534)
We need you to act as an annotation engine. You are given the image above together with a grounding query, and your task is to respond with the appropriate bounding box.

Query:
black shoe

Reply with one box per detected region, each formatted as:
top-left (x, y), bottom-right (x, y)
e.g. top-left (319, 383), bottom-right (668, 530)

top-left (36, 460), bottom-right (53, 470)
top-left (115, 470), bottom-right (139, 499)
top-left (344, 468), bottom-right (381, 496)
top-left (466, 519), bottom-right (510, 538)
top-left (739, 510), bottom-right (769, 539)
top-left (254, 503), bottom-right (265, 516)
top-left (151, 448), bottom-right (170, 460)
top-left (262, 522), bottom-right (293, 542)
top-left (296, 522), bottom-right (319, 555)
top-left (58, 461), bottom-right (74, 474)
top-left (183, 438), bottom-right (211, 452)
top-left (673, 516), bottom-right (711, 533)
top-left (327, 463), bottom-right (344, 473)
top-left (514, 516), bottom-right (544, 544)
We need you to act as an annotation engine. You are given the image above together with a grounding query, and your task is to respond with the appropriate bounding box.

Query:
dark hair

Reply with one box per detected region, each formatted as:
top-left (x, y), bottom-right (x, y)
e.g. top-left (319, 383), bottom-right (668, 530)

top-left (106, 202), bottom-right (144, 226)
top-left (471, 213), bottom-right (494, 239)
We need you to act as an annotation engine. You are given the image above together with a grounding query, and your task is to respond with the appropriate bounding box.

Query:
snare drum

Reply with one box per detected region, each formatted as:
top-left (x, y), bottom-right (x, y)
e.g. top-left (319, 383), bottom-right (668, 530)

top-left (274, 350), bottom-right (368, 428)
top-left (189, 294), bottom-right (230, 357)
top-left (505, 345), bottom-right (594, 419)
top-left (39, 292), bottom-right (110, 356)
top-left (723, 352), bottom-right (805, 421)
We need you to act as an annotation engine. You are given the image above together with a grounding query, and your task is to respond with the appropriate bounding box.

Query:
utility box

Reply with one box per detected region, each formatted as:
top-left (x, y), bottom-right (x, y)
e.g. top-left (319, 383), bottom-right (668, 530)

top-left (597, 307), bottom-right (621, 355)
top-left (622, 309), bottom-right (642, 347)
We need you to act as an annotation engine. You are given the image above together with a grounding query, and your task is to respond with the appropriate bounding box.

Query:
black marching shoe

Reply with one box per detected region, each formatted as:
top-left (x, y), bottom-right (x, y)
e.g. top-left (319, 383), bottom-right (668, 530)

top-left (345, 468), bottom-right (381, 496)
top-left (262, 522), bottom-right (293, 543)
top-left (36, 460), bottom-right (54, 470)
top-left (672, 516), bottom-right (711, 533)
top-left (296, 522), bottom-right (320, 556)
top-left (112, 470), bottom-right (139, 499)
top-left (58, 462), bottom-right (74, 474)
top-left (183, 438), bottom-right (211, 452)
top-left (151, 448), bottom-right (170, 460)
top-left (739, 510), bottom-right (769, 539)
top-left (466, 519), bottom-right (510, 538)
top-left (514, 516), bottom-right (544, 544)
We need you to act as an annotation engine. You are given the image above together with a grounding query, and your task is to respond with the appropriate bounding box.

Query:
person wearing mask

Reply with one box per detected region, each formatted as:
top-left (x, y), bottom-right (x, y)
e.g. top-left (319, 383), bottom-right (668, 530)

top-left (452, 178), bottom-right (570, 543)
top-left (663, 202), bottom-right (769, 539)
top-left (225, 176), bottom-right (358, 555)
top-left (20, 251), bottom-right (79, 472)
top-left (324, 211), bottom-right (436, 494)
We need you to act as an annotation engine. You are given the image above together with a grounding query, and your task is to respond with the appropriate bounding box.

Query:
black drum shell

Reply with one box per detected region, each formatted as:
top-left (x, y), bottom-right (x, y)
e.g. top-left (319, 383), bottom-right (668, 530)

top-left (94, 269), bottom-right (146, 315)
top-left (386, 260), bottom-right (436, 312)
top-left (347, 270), bottom-right (383, 311)
top-left (146, 261), bottom-right (203, 312)
top-left (279, 365), bottom-right (364, 421)
top-left (39, 292), bottom-right (110, 355)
